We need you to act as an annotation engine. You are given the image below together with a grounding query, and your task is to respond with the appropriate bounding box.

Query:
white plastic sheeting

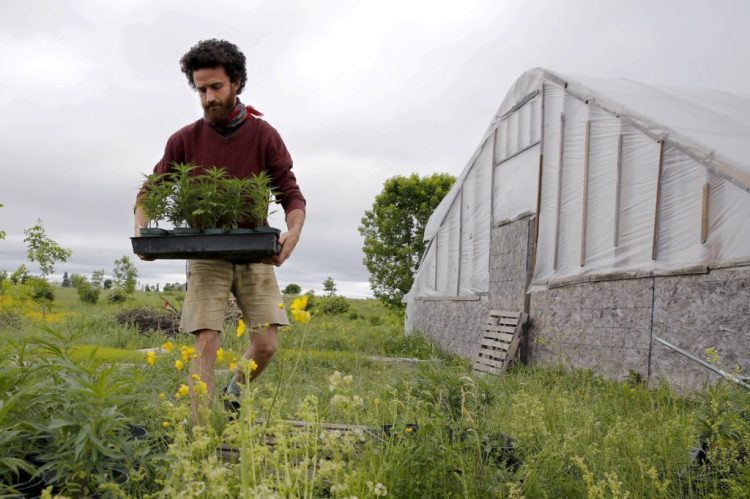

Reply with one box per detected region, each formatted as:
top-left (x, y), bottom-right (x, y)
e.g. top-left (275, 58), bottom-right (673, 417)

top-left (493, 145), bottom-right (540, 224)
top-left (407, 68), bottom-right (750, 312)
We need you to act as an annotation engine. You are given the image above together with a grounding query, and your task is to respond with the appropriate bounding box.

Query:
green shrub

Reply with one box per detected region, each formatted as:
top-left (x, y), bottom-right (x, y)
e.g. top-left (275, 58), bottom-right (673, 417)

top-left (77, 282), bottom-right (100, 304)
top-left (315, 296), bottom-right (350, 315)
top-left (107, 289), bottom-right (128, 304)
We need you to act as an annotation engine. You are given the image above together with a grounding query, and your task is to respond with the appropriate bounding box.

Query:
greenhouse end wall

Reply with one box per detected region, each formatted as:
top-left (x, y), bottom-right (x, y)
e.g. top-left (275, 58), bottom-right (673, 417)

top-left (410, 216), bottom-right (534, 360)
top-left (412, 216), bottom-right (749, 392)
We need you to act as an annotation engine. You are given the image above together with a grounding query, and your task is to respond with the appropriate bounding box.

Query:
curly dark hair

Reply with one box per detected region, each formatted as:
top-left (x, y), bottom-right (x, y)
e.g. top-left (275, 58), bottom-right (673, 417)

top-left (180, 39), bottom-right (247, 94)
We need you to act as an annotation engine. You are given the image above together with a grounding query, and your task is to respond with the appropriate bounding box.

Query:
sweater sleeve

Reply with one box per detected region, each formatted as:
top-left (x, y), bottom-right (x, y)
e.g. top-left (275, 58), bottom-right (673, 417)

top-left (264, 125), bottom-right (306, 215)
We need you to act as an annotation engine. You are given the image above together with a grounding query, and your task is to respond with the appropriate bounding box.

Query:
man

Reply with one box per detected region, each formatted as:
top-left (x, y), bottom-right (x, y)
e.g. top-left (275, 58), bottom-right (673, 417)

top-left (134, 39), bottom-right (305, 420)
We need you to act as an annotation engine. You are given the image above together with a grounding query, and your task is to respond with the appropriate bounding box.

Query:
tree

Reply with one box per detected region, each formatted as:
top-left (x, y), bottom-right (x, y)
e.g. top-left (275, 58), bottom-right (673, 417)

top-left (23, 219), bottom-right (72, 277)
top-left (322, 277), bottom-right (337, 296)
top-left (113, 256), bottom-right (138, 294)
top-left (91, 269), bottom-right (105, 288)
top-left (282, 283), bottom-right (301, 295)
top-left (61, 271), bottom-right (71, 288)
top-left (10, 265), bottom-right (30, 285)
top-left (70, 274), bottom-right (87, 289)
top-left (103, 279), bottom-right (113, 289)
top-left (358, 172), bottom-right (455, 308)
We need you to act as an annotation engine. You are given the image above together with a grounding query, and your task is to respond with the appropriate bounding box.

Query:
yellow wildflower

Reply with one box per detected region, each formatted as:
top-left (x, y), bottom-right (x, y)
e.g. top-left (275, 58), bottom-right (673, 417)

top-left (278, 302), bottom-right (285, 309)
top-left (146, 350), bottom-right (157, 366)
top-left (236, 319), bottom-right (246, 337)
top-left (705, 347), bottom-right (721, 365)
top-left (291, 308), bottom-right (311, 324)
top-left (250, 359), bottom-right (258, 372)
top-left (405, 427), bottom-right (413, 433)
top-left (175, 359), bottom-right (184, 371)
top-left (263, 322), bottom-right (270, 328)
top-left (194, 380), bottom-right (208, 395)
top-left (191, 373), bottom-right (201, 381)
top-left (159, 392), bottom-right (166, 401)
top-left (216, 347), bottom-right (225, 363)
top-left (290, 295), bottom-right (309, 311)
top-left (162, 341), bottom-right (174, 353)
top-left (176, 384), bottom-right (189, 398)
top-left (162, 421), bottom-right (171, 428)
top-left (180, 346), bottom-right (197, 362)
top-left (229, 361), bottom-right (237, 371)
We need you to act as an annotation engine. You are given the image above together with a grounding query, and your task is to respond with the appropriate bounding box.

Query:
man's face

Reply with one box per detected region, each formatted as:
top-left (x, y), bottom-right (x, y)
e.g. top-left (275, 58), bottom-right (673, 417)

top-left (193, 66), bottom-right (240, 126)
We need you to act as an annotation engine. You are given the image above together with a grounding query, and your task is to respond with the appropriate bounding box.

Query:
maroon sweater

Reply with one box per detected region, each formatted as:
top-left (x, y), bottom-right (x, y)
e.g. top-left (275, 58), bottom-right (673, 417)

top-left (142, 116), bottom-right (305, 226)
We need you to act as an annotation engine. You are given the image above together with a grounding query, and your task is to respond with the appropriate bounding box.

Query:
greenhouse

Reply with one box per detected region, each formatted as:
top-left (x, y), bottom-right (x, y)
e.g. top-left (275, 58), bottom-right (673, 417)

top-left (406, 68), bottom-right (750, 390)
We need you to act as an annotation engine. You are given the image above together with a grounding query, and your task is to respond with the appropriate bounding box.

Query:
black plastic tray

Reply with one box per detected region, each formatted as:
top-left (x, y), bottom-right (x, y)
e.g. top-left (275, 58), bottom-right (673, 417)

top-left (131, 232), bottom-right (280, 261)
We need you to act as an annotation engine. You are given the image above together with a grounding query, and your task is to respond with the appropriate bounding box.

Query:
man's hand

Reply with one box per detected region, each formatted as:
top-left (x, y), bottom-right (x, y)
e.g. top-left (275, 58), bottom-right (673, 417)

top-left (268, 209), bottom-right (305, 267)
top-left (270, 230), bottom-right (300, 266)
top-left (134, 205), bottom-right (155, 261)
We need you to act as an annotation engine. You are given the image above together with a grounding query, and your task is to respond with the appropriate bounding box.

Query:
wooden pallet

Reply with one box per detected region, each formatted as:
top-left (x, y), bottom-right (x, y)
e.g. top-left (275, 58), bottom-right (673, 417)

top-left (472, 310), bottom-right (528, 376)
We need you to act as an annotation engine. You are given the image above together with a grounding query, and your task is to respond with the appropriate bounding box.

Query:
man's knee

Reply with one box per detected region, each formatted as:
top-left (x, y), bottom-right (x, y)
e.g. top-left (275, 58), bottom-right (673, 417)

top-left (194, 329), bottom-right (221, 355)
top-left (253, 327), bottom-right (278, 359)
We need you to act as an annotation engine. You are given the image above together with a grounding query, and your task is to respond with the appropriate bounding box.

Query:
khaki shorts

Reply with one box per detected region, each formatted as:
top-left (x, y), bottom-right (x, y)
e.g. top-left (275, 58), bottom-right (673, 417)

top-left (180, 260), bottom-right (289, 334)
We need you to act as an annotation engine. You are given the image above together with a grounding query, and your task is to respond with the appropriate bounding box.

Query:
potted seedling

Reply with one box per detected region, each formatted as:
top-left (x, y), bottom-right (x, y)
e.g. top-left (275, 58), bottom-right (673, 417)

top-left (138, 172), bottom-right (171, 236)
top-left (246, 171), bottom-right (280, 235)
top-left (166, 163), bottom-right (202, 235)
top-left (192, 166), bottom-right (228, 233)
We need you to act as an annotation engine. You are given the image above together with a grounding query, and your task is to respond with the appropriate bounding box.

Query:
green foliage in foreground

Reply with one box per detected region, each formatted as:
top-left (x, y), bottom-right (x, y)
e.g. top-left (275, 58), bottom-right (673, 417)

top-left (0, 291), bottom-right (747, 497)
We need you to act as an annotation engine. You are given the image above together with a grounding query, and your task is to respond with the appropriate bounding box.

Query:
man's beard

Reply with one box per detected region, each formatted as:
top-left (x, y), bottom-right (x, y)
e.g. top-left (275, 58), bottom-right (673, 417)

top-left (204, 96), bottom-right (236, 126)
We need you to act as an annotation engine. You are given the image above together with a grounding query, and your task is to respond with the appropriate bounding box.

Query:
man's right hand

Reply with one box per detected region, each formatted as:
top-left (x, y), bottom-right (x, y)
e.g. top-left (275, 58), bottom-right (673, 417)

top-left (134, 206), bottom-right (155, 261)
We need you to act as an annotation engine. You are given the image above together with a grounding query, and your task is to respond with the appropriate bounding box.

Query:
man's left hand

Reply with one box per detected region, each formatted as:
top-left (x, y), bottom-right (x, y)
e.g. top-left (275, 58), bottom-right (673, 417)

top-left (270, 230), bottom-right (300, 266)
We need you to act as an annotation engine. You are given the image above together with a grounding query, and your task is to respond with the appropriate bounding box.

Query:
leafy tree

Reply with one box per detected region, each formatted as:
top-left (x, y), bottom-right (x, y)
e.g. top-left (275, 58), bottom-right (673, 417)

top-left (10, 265), bottom-right (30, 285)
top-left (113, 256), bottom-right (138, 294)
top-left (144, 284), bottom-right (151, 292)
top-left (27, 276), bottom-right (55, 308)
top-left (283, 283), bottom-right (302, 295)
top-left (0, 270), bottom-right (7, 284)
top-left (70, 274), bottom-right (87, 289)
top-left (358, 172), bottom-right (455, 308)
top-left (322, 277), bottom-right (337, 296)
top-left (23, 219), bottom-right (72, 277)
top-left (103, 279), bottom-right (113, 289)
top-left (91, 269), bottom-right (105, 288)
top-left (155, 283), bottom-right (160, 292)
top-left (61, 271), bottom-right (71, 288)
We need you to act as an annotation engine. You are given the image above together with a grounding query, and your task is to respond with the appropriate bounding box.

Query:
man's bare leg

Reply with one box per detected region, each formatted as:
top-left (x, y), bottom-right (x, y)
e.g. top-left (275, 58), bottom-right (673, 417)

top-left (233, 325), bottom-right (278, 384)
top-left (189, 328), bottom-right (221, 423)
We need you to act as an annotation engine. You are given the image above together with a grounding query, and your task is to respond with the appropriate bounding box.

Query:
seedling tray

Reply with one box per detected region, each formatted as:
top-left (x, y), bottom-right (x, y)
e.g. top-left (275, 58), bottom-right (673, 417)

top-left (131, 232), bottom-right (280, 261)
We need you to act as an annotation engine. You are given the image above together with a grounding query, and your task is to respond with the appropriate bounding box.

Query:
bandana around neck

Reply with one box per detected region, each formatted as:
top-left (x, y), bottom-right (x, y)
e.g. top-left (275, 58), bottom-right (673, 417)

top-left (207, 99), bottom-right (264, 132)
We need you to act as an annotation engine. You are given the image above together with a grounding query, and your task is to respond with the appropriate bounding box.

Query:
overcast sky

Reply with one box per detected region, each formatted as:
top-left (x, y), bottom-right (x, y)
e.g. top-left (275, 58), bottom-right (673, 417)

top-left (1, 0), bottom-right (748, 297)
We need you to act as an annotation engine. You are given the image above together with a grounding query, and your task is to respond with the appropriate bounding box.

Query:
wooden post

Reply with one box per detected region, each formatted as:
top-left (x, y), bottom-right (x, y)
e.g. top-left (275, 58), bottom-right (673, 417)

top-left (651, 141), bottom-right (665, 261)
top-left (530, 85), bottom-right (545, 283)
top-left (614, 132), bottom-right (623, 248)
top-left (457, 189), bottom-right (463, 296)
top-left (701, 182), bottom-right (709, 244)
top-left (553, 112), bottom-right (565, 271)
top-left (580, 119), bottom-right (591, 266)
top-left (434, 235), bottom-right (439, 291)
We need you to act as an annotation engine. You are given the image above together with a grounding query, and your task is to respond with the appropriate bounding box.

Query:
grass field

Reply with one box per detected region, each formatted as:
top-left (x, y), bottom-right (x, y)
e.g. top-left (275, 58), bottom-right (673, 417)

top-left (0, 285), bottom-right (748, 497)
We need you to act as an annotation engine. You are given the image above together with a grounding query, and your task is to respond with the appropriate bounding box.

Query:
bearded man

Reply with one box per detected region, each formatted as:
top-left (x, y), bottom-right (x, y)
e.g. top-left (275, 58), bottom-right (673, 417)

top-left (134, 39), bottom-right (305, 421)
